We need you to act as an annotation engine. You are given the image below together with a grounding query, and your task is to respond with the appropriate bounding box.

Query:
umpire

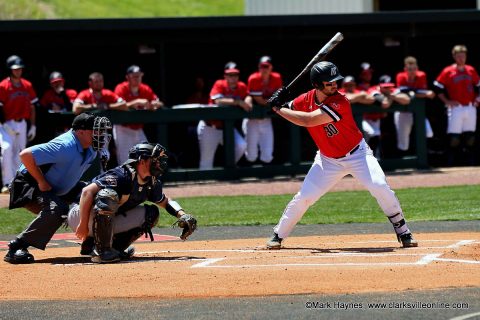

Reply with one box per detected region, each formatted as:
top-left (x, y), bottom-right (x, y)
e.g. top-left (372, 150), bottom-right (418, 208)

top-left (4, 113), bottom-right (112, 264)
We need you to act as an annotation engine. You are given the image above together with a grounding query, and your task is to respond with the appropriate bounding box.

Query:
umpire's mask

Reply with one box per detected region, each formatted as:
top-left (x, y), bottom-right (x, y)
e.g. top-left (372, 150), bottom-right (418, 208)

top-left (92, 117), bottom-right (112, 151)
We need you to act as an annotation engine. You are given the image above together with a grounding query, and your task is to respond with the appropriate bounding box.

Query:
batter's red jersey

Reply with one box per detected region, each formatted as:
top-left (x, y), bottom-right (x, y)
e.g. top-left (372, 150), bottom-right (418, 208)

top-left (40, 88), bottom-right (77, 111)
top-left (435, 64), bottom-right (480, 105)
top-left (75, 88), bottom-right (122, 106)
top-left (247, 72), bottom-right (283, 99)
top-left (0, 77), bottom-right (38, 121)
top-left (396, 70), bottom-right (428, 90)
top-left (115, 81), bottom-right (159, 130)
top-left (291, 90), bottom-right (363, 158)
top-left (208, 79), bottom-right (248, 128)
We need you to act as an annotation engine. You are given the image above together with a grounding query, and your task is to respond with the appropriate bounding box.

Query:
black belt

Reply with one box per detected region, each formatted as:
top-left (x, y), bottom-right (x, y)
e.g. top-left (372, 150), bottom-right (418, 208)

top-left (12, 119), bottom-right (26, 122)
top-left (334, 144), bottom-right (360, 159)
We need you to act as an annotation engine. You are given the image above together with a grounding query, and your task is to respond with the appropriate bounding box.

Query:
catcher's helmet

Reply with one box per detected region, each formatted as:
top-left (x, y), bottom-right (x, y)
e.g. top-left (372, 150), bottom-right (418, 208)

top-left (6, 55), bottom-right (24, 70)
top-left (310, 61), bottom-right (344, 89)
top-left (128, 142), bottom-right (168, 177)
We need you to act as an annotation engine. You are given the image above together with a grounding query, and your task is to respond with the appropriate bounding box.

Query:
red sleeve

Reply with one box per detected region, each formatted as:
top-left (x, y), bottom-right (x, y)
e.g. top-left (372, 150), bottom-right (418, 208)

top-left (210, 80), bottom-right (224, 100)
top-left (395, 72), bottom-right (404, 86)
top-left (143, 85), bottom-right (158, 101)
top-left (472, 68), bottom-right (480, 85)
top-left (103, 90), bottom-right (121, 103)
top-left (436, 68), bottom-right (450, 86)
top-left (66, 89), bottom-right (77, 102)
top-left (292, 93), bottom-right (307, 111)
top-left (0, 84), bottom-right (6, 103)
top-left (76, 90), bottom-right (89, 103)
top-left (417, 72), bottom-right (428, 89)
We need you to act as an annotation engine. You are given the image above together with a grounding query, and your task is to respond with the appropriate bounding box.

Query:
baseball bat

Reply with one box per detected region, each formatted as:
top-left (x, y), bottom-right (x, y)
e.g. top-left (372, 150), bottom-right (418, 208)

top-left (285, 32), bottom-right (344, 90)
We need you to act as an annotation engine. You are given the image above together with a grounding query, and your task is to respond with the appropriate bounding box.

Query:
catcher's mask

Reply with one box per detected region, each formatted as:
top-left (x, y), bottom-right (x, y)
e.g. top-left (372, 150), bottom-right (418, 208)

top-left (127, 142), bottom-right (168, 177)
top-left (92, 117), bottom-right (112, 151)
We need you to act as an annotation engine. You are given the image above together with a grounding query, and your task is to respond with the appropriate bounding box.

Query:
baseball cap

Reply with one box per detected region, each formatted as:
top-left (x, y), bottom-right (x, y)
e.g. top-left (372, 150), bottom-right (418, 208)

top-left (224, 61), bottom-right (240, 74)
top-left (72, 113), bottom-right (96, 130)
top-left (343, 75), bottom-right (356, 84)
top-left (49, 71), bottom-right (64, 83)
top-left (379, 75), bottom-right (395, 88)
top-left (259, 55), bottom-right (272, 66)
top-left (126, 65), bottom-right (142, 74)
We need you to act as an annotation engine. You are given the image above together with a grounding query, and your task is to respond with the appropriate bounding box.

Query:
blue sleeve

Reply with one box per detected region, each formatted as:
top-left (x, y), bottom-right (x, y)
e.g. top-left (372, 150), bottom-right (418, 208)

top-left (93, 167), bottom-right (131, 196)
top-left (149, 179), bottom-right (165, 203)
top-left (30, 141), bottom-right (65, 166)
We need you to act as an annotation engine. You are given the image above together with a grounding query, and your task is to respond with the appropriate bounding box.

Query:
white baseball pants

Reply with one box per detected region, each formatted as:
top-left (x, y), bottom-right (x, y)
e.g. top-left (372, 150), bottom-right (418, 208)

top-left (447, 105), bottom-right (477, 134)
top-left (1, 119), bottom-right (27, 186)
top-left (394, 112), bottom-right (434, 151)
top-left (242, 118), bottom-right (274, 163)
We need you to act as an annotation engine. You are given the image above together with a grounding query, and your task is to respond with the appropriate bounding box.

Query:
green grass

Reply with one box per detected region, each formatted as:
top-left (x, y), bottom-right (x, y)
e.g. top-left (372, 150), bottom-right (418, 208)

top-left (1, 185), bottom-right (479, 235)
top-left (0, 0), bottom-right (243, 20)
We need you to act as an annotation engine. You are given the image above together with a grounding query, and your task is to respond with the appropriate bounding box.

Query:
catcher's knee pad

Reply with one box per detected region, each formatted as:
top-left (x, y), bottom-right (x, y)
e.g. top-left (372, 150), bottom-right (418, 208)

top-left (94, 188), bottom-right (119, 216)
top-left (449, 134), bottom-right (461, 148)
top-left (463, 132), bottom-right (476, 147)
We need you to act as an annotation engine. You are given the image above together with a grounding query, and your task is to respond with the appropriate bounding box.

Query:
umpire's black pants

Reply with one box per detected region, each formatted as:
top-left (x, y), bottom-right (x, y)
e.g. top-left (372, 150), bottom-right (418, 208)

top-left (17, 182), bottom-right (86, 250)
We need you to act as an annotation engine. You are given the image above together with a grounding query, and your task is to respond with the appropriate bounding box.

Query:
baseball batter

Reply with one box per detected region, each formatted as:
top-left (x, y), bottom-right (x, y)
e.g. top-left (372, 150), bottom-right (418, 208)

top-left (243, 56), bottom-right (283, 164)
top-left (266, 61), bottom-right (418, 249)
top-left (0, 55), bottom-right (38, 192)
top-left (68, 142), bottom-right (196, 263)
top-left (434, 45), bottom-right (480, 166)
top-left (395, 56), bottom-right (435, 154)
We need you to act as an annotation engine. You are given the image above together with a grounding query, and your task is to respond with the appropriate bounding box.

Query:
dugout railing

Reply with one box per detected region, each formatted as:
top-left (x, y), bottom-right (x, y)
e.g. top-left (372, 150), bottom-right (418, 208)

top-left (54, 99), bottom-right (427, 182)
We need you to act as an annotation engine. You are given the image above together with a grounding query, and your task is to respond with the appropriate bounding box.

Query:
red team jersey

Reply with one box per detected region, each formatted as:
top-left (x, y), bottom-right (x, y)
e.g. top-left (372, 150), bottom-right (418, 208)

top-left (247, 72), bottom-right (283, 99)
top-left (208, 79), bottom-right (248, 128)
top-left (114, 81), bottom-right (159, 130)
top-left (435, 64), bottom-right (480, 105)
top-left (40, 88), bottom-right (77, 111)
top-left (0, 77), bottom-right (37, 121)
top-left (396, 70), bottom-right (428, 90)
top-left (75, 88), bottom-right (122, 106)
top-left (292, 90), bottom-right (363, 158)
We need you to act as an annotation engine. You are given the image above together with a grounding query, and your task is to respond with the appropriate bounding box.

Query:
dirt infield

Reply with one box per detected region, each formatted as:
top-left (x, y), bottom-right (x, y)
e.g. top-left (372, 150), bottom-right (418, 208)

top-left (0, 232), bottom-right (479, 300)
top-left (0, 167), bottom-right (479, 304)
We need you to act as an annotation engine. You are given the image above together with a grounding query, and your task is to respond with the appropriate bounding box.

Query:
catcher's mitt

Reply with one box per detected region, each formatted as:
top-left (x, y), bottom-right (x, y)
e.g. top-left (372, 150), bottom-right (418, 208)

top-left (172, 214), bottom-right (197, 240)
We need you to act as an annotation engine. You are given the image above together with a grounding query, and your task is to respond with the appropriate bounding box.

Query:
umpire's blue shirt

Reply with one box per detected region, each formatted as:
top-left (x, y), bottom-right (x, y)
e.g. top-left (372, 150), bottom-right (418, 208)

top-left (19, 130), bottom-right (97, 196)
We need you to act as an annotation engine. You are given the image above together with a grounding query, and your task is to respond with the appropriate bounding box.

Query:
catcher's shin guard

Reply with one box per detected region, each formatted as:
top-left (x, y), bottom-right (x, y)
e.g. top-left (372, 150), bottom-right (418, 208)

top-left (92, 213), bottom-right (119, 263)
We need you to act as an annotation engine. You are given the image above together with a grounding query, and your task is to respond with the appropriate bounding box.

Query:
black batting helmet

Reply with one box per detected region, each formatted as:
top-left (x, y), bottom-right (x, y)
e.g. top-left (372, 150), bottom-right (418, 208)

top-left (6, 55), bottom-right (24, 70)
top-left (128, 142), bottom-right (168, 177)
top-left (310, 61), bottom-right (343, 89)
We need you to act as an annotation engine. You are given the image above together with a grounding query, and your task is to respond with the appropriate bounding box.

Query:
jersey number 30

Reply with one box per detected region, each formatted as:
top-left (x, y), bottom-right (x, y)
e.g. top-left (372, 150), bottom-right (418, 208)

top-left (324, 123), bottom-right (339, 137)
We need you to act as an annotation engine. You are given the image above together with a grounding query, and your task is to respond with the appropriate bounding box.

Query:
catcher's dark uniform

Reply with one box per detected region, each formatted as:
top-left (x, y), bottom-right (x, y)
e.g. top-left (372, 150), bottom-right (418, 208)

top-left (68, 164), bottom-right (164, 250)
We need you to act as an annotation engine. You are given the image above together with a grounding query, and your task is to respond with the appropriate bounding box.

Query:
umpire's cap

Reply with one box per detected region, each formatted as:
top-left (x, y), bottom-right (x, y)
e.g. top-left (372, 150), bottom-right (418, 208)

top-left (72, 113), bottom-right (96, 130)
top-left (6, 55), bottom-right (24, 70)
top-left (310, 61), bottom-right (344, 88)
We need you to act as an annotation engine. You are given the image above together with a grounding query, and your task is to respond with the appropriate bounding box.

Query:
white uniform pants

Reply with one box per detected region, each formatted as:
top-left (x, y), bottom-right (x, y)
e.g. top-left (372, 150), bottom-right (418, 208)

top-left (362, 119), bottom-right (381, 138)
top-left (242, 118), bottom-right (274, 163)
top-left (394, 112), bottom-right (434, 151)
top-left (447, 105), bottom-right (477, 134)
top-left (67, 204), bottom-right (146, 236)
top-left (197, 120), bottom-right (246, 170)
top-left (0, 120), bottom-right (27, 186)
top-left (273, 139), bottom-right (409, 239)
top-left (113, 125), bottom-right (147, 165)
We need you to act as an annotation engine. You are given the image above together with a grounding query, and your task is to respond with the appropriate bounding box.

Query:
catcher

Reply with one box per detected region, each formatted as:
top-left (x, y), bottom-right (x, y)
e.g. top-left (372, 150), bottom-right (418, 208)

top-left (68, 142), bottom-right (197, 263)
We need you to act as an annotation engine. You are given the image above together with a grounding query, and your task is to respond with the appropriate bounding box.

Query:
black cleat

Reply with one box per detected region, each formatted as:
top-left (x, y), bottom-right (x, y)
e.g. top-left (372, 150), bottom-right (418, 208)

top-left (266, 233), bottom-right (283, 249)
top-left (80, 237), bottom-right (95, 255)
top-left (4, 240), bottom-right (34, 264)
top-left (91, 249), bottom-right (121, 264)
top-left (398, 233), bottom-right (418, 248)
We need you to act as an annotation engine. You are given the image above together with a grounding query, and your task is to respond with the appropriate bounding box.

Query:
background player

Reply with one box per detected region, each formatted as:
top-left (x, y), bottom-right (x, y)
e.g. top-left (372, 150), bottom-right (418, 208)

top-left (434, 45), bottom-right (480, 166)
top-left (197, 62), bottom-right (250, 169)
top-left (243, 56), bottom-right (282, 165)
top-left (395, 56), bottom-right (435, 156)
top-left (70, 142), bottom-right (197, 263)
top-left (266, 61), bottom-right (417, 250)
top-left (0, 55), bottom-right (38, 193)
top-left (73, 72), bottom-right (126, 114)
top-left (114, 65), bottom-right (163, 164)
